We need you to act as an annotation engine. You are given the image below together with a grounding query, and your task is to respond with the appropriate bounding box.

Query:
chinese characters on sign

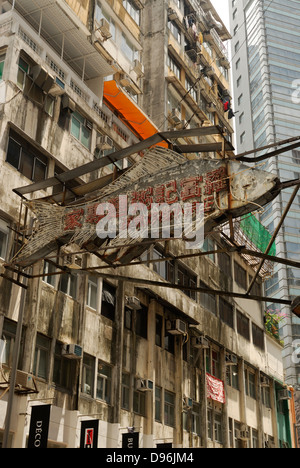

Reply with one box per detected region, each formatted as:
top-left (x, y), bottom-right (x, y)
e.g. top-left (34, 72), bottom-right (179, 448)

top-left (62, 167), bottom-right (228, 231)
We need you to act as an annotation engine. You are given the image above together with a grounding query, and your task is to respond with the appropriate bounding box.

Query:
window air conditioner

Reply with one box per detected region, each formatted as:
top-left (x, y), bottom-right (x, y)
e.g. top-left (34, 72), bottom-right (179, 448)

top-left (136, 379), bottom-right (154, 392)
top-left (96, 135), bottom-right (114, 150)
top-left (183, 397), bottom-right (193, 409)
top-left (125, 296), bottom-right (142, 310)
top-left (260, 376), bottom-right (270, 387)
top-left (237, 429), bottom-right (250, 441)
top-left (119, 73), bottom-right (132, 88)
top-left (64, 254), bottom-right (82, 270)
top-left (62, 344), bottom-right (83, 359)
top-left (49, 76), bottom-right (65, 96)
top-left (192, 336), bottom-right (209, 349)
top-left (168, 8), bottom-right (178, 22)
top-left (277, 389), bottom-right (292, 401)
top-left (206, 103), bottom-right (216, 113)
top-left (166, 319), bottom-right (187, 335)
top-left (225, 353), bottom-right (238, 366)
top-left (61, 94), bottom-right (76, 112)
top-left (170, 108), bottom-right (181, 124)
top-left (10, 370), bottom-right (36, 391)
top-left (97, 18), bottom-right (112, 41)
top-left (132, 59), bottom-right (145, 78)
top-left (31, 65), bottom-right (54, 93)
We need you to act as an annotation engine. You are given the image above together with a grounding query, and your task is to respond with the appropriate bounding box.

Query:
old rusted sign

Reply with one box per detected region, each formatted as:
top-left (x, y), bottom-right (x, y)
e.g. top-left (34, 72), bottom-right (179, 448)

top-left (13, 147), bottom-right (280, 266)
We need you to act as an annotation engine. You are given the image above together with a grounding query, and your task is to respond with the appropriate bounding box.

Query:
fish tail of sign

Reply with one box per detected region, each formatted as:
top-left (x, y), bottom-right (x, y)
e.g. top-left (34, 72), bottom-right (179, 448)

top-left (12, 201), bottom-right (66, 264)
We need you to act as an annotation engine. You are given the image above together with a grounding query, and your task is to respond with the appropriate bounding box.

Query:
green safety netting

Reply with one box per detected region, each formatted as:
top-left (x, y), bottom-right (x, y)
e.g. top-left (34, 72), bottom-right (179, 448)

top-left (240, 214), bottom-right (276, 256)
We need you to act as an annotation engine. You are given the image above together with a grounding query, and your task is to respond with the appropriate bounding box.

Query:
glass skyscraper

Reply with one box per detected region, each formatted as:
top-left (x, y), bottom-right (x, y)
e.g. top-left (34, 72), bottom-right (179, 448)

top-left (229, 0), bottom-right (300, 390)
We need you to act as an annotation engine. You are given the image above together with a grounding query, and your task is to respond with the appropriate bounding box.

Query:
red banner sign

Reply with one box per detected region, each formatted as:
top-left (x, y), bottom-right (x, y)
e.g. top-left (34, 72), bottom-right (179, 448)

top-left (206, 373), bottom-right (225, 404)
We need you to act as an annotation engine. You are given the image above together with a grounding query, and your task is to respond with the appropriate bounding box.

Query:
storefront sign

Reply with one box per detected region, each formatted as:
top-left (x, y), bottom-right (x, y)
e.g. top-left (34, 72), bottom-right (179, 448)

top-left (28, 405), bottom-right (51, 449)
top-left (14, 148), bottom-right (280, 266)
top-left (122, 432), bottom-right (139, 449)
top-left (80, 420), bottom-right (99, 449)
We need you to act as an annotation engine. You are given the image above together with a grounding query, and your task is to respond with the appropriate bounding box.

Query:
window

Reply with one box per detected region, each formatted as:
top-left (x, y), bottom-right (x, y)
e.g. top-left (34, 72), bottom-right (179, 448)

top-left (202, 237), bottom-right (215, 262)
top-left (226, 364), bottom-right (239, 389)
top-left (164, 390), bottom-right (175, 427)
top-left (168, 20), bottom-right (181, 44)
top-left (177, 264), bottom-right (197, 300)
top-left (219, 298), bottom-right (234, 329)
top-left (43, 261), bottom-right (57, 287)
top-left (0, 53), bottom-right (5, 81)
top-left (237, 75), bottom-right (241, 87)
top-left (121, 373), bottom-right (130, 410)
top-left (101, 282), bottom-right (116, 321)
top-left (87, 276), bottom-right (98, 310)
top-left (82, 354), bottom-right (95, 396)
top-left (261, 385), bottom-right (271, 408)
top-left (191, 404), bottom-right (201, 435)
top-left (245, 369), bottom-right (256, 399)
top-left (237, 311), bottom-right (250, 340)
top-left (136, 304), bottom-right (148, 339)
top-left (168, 54), bottom-right (181, 80)
top-left (0, 219), bottom-right (9, 261)
top-left (200, 281), bottom-right (217, 315)
top-left (155, 386), bottom-right (162, 422)
top-left (214, 413), bottom-right (222, 444)
top-left (59, 272), bottom-right (77, 299)
top-left (17, 57), bottom-right (29, 89)
top-left (97, 361), bottom-right (112, 403)
top-left (95, 2), bottom-right (116, 39)
top-left (164, 316), bottom-right (175, 354)
top-left (252, 323), bottom-right (264, 350)
top-left (234, 261), bottom-right (247, 290)
top-left (33, 334), bottom-right (50, 380)
top-left (238, 93), bottom-right (243, 106)
top-left (133, 379), bottom-right (146, 415)
top-left (53, 342), bottom-right (73, 390)
top-left (124, 307), bottom-right (133, 330)
top-left (1, 320), bottom-right (18, 367)
top-left (123, 0), bottom-right (140, 24)
top-left (121, 33), bottom-right (139, 62)
top-left (218, 251), bottom-right (232, 277)
top-left (71, 111), bottom-right (92, 149)
top-left (155, 314), bottom-right (163, 347)
top-left (6, 131), bottom-right (48, 182)
top-left (240, 131), bottom-right (245, 145)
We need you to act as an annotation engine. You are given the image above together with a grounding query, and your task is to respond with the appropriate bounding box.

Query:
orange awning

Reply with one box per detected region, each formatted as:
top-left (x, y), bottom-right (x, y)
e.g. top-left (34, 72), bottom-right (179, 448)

top-left (103, 80), bottom-right (167, 146)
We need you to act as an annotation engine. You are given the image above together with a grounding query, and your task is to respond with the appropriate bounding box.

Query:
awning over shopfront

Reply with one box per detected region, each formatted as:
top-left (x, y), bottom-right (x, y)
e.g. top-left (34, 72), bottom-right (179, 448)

top-left (104, 80), bottom-right (166, 145)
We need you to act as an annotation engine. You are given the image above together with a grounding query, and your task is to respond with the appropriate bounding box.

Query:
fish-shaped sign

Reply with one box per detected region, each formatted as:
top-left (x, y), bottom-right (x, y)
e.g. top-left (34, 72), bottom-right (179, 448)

top-left (13, 147), bottom-right (280, 267)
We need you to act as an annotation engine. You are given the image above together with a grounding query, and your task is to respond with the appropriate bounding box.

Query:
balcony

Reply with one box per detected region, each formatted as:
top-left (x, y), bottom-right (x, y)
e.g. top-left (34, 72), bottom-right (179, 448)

top-left (3, 0), bottom-right (113, 82)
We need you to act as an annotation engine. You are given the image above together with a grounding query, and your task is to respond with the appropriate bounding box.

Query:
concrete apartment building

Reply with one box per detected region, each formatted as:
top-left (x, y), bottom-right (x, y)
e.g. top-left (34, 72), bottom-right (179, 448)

top-left (0, 0), bottom-right (295, 448)
top-left (228, 0), bottom-right (300, 446)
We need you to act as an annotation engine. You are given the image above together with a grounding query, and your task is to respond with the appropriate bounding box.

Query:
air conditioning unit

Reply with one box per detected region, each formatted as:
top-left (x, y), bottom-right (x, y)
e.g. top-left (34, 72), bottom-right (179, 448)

top-left (278, 389), bottom-right (292, 401)
top-left (136, 379), bottom-right (154, 392)
top-left (64, 254), bottom-right (82, 270)
top-left (169, 108), bottom-right (181, 124)
top-left (31, 65), bottom-right (54, 93)
top-left (10, 370), bottom-right (36, 392)
top-left (119, 73), bottom-right (132, 88)
top-left (225, 353), bottom-right (238, 366)
top-left (96, 135), bottom-right (114, 150)
top-left (166, 319), bottom-right (187, 335)
top-left (237, 429), bottom-right (250, 441)
top-left (125, 296), bottom-right (142, 310)
top-left (183, 397), bottom-right (193, 409)
top-left (206, 103), bottom-right (216, 112)
top-left (96, 18), bottom-right (112, 40)
top-left (61, 94), bottom-right (76, 112)
top-left (192, 336), bottom-right (209, 349)
top-left (132, 59), bottom-right (145, 78)
top-left (168, 8), bottom-right (178, 21)
top-left (49, 76), bottom-right (65, 96)
top-left (62, 344), bottom-right (83, 359)
top-left (261, 376), bottom-right (270, 387)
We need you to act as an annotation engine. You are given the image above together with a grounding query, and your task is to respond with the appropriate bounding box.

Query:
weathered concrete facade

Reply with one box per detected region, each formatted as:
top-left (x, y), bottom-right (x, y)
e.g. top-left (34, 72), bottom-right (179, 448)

top-left (0, 0), bottom-right (295, 449)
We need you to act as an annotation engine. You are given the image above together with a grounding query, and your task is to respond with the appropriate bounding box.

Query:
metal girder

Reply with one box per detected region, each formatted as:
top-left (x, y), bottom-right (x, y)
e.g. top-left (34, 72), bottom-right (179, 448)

top-left (13, 126), bottom-right (228, 197)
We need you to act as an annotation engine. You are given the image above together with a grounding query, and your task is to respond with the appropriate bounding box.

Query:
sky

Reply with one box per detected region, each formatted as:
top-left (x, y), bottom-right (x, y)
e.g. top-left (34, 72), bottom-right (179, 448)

top-left (211, 0), bottom-right (230, 30)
